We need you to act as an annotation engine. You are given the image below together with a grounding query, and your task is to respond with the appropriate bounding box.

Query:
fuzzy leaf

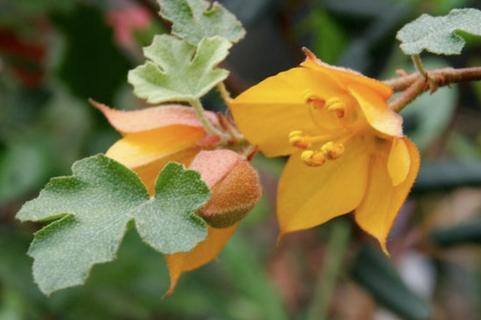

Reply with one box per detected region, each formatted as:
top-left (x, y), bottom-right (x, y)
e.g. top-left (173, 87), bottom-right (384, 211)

top-left (17, 155), bottom-right (209, 295)
top-left (128, 35), bottom-right (231, 104)
top-left (157, 0), bottom-right (245, 45)
top-left (397, 8), bottom-right (481, 55)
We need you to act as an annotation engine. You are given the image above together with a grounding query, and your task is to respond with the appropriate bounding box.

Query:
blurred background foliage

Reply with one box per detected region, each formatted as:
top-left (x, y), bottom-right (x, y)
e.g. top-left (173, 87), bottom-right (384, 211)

top-left (1, 0), bottom-right (481, 319)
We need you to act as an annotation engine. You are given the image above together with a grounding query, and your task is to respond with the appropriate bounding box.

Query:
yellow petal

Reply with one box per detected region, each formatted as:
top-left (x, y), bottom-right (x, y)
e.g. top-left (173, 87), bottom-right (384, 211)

top-left (91, 100), bottom-right (218, 134)
top-left (387, 138), bottom-right (411, 186)
top-left (106, 126), bottom-right (203, 192)
top-left (165, 225), bottom-right (238, 295)
top-left (230, 67), bottom-right (344, 157)
top-left (347, 83), bottom-right (403, 138)
top-left (301, 48), bottom-right (392, 99)
top-left (355, 138), bottom-right (420, 254)
top-left (277, 136), bottom-right (370, 235)
top-left (107, 126), bottom-right (203, 168)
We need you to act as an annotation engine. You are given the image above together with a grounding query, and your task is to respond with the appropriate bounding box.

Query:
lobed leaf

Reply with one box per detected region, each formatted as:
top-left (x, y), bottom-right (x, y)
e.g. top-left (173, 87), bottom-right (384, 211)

top-left (397, 8), bottom-right (481, 55)
top-left (17, 155), bottom-right (210, 295)
top-left (128, 35), bottom-right (231, 104)
top-left (157, 0), bottom-right (245, 45)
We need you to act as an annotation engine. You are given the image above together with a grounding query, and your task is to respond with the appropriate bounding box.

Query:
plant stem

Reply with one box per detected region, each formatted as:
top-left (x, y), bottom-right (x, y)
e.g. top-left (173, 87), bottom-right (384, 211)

top-left (384, 66), bottom-right (481, 92)
top-left (385, 66), bottom-right (481, 112)
top-left (189, 98), bottom-right (229, 142)
top-left (217, 82), bottom-right (233, 104)
top-left (411, 54), bottom-right (428, 78)
top-left (306, 220), bottom-right (351, 320)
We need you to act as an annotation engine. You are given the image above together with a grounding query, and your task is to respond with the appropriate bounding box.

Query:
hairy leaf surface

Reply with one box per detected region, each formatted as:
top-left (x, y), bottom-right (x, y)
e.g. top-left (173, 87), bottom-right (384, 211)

top-left (157, 0), bottom-right (245, 45)
top-left (397, 8), bottom-right (481, 55)
top-left (128, 35), bottom-right (231, 104)
top-left (17, 155), bottom-right (209, 294)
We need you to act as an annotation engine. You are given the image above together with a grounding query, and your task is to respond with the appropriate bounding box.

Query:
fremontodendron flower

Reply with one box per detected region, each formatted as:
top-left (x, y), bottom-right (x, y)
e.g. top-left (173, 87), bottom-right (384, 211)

top-left (230, 49), bottom-right (420, 253)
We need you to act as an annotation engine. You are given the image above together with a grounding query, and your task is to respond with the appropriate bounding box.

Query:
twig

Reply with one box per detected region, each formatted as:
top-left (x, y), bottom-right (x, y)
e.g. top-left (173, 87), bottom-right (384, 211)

top-left (389, 76), bottom-right (428, 113)
top-left (306, 220), bottom-right (351, 320)
top-left (384, 67), bottom-right (481, 92)
top-left (385, 66), bottom-right (481, 112)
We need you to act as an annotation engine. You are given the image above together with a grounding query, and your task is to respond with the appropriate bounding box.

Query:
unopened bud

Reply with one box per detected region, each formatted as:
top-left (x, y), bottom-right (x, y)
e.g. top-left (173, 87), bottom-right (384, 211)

top-left (189, 149), bottom-right (262, 228)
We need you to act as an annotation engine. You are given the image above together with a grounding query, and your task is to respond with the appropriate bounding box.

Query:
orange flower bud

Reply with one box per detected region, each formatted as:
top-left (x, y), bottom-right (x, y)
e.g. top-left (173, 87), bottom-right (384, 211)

top-left (189, 149), bottom-right (262, 228)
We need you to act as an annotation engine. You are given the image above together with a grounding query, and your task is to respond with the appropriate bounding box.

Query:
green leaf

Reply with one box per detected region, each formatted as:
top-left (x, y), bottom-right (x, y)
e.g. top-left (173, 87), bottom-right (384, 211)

top-left (17, 155), bottom-right (209, 295)
top-left (128, 34), bottom-right (231, 104)
top-left (397, 8), bottom-right (481, 55)
top-left (352, 246), bottom-right (431, 320)
top-left (157, 0), bottom-right (245, 45)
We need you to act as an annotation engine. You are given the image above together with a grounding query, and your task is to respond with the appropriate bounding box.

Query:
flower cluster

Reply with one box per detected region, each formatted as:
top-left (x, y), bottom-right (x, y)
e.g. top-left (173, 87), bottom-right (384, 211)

top-left (93, 101), bottom-right (261, 292)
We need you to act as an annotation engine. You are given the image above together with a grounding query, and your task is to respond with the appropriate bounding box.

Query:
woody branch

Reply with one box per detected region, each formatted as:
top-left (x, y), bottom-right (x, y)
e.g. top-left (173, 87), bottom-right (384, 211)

top-left (385, 66), bottom-right (481, 112)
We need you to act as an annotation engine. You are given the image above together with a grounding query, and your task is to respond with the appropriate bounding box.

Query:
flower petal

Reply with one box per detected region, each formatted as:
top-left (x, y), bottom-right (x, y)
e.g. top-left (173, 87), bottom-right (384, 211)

top-left (355, 138), bottom-right (420, 254)
top-left (106, 127), bottom-right (203, 191)
top-left (347, 83), bottom-right (403, 138)
top-left (277, 137), bottom-right (370, 235)
top-left (230, 67), bottom-right (344, 157)
top-left (165, 224), bottom-right (238, 295)
top-left (301, 48), bottom-right (392, 99)
top-left (387, 138), bottom-right (411, 186)
top-left (91, 100), bottom-right (218, 134)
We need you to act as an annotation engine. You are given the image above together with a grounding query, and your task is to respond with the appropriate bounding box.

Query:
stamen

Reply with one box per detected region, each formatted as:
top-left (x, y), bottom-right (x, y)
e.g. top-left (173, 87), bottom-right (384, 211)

top-left (288, 130), bottom-right (311, 149)
top-left (326, 97), bottom-right (347, 118)
top-left (306, 96), bottom-right (325, 110)
top-left (288, 130), bottom-right (335, 150)
top-left (321, 141), bottom-right (345, 160)
top-left (301, 150), bottom-right (326, 167)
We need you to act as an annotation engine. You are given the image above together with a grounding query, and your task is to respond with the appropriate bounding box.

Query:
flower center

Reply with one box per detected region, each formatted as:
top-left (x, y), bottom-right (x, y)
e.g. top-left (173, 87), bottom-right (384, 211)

top-left (287, 93), bottom-right (364, 167)
top-left (288, 130), bottom-right (353, 167)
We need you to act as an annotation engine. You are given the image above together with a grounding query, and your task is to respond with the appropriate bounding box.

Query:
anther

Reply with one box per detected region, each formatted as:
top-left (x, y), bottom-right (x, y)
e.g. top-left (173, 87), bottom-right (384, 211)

top-left (301, 150), bottom-right (326, 167)
top-left (326, 97), bottom-right (347, 118)
top-left (306, 96), bottom-right (325, 110)
top-left (321, 141), bottom-right (345, 160)
top-left (288, 131), bottom-right (311, 149)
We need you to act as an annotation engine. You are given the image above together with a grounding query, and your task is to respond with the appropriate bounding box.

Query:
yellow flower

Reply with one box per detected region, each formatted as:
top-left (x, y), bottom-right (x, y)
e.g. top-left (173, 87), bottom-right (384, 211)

top-left (230, 49), bottom-right (420, 253)
top-left (92, 102), bottom-right (238, 293)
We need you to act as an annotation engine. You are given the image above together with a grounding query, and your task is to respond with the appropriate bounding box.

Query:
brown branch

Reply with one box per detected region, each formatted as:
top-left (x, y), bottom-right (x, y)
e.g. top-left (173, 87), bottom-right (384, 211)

top-left (384, 67), bottom-right (481, 92)
top-left (385, 66), bottom-right (481, 112)
top-left (389, 77), bottom-right (428, 112)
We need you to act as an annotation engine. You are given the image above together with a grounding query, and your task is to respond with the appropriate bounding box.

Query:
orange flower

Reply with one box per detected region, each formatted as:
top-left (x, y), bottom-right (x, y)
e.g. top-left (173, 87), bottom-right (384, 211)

top-left (92, 102), bottom-right (247, 293)
top-left (229, 49), bottom-right (420, 253)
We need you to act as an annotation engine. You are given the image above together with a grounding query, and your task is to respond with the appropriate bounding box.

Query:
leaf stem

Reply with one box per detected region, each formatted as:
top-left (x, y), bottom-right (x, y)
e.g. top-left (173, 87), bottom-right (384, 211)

top-left (306, 220), bottom-right (351, 320)
top-left (189, 98), bottom-right (230, 143)
top-left (411, 54), bottom-right (428, 78)
top-left (217, 82), bottom-right (233, 104)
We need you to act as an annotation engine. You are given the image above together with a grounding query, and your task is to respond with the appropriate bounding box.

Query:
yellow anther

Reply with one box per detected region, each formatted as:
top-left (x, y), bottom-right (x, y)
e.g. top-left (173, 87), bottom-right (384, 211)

top-left (306, 96), bottom-right (326, 110)
top-left (288, 131), bottom-right (311, 149)
top-left (288, 130), bottom-right (303, 139)
top-left (326, 97), bottom-right (347, 118)
top-left (321, 141), bottom-right (345, 160)
top-left (301, 150), bottom-right (326, 167)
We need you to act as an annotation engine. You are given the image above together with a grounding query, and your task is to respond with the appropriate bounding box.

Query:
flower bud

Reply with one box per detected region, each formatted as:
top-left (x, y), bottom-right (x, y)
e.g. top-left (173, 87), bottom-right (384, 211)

top-left (189, 149), bottom-right (262, 228)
